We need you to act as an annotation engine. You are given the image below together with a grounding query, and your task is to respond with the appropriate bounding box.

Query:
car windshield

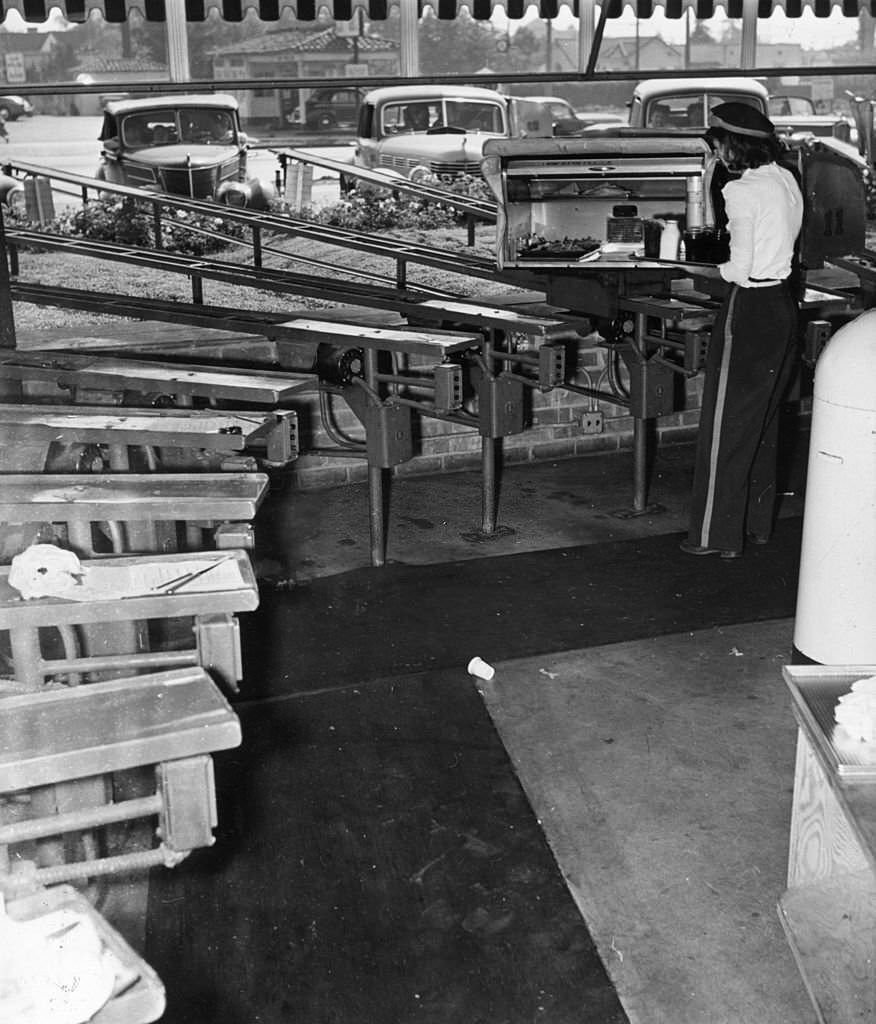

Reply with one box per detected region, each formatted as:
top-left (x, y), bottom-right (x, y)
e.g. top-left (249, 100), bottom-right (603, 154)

top-left (120, 107), bottom-right (237, 149)
top-left (647, 93), bottom-right (762, 129)
top-left (769, 96), bottom-right (817, 117)
top-left (380, 98), bottom-right (505, 136)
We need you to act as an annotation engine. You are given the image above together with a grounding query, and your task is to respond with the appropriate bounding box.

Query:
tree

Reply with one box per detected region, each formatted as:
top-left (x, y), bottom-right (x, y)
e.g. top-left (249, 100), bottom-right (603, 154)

top-left (187, 11), bottom-right (271, 80)
top-left (689, 21), bottom-right (717, 43)
top-left (502, 26), bottom-right (544, 74)
top-left (418, 10), bottom-right (499, 75)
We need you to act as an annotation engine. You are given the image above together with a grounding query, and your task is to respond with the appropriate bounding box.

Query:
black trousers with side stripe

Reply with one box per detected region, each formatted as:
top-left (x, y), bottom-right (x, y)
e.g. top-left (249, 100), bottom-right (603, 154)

top-left (686, 282), bottom-right (799, 553)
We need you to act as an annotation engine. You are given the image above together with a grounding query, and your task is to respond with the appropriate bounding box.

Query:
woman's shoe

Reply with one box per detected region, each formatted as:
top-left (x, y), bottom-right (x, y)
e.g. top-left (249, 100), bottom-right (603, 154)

top-left (746, 532), bottom-right (770, 545)
top-left (679, 540), bottom-right (743, 560)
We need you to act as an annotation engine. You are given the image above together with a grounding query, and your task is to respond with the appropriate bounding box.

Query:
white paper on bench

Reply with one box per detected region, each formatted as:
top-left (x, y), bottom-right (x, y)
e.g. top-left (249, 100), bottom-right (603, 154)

top-left (30, 558), bottom-right (247, 603)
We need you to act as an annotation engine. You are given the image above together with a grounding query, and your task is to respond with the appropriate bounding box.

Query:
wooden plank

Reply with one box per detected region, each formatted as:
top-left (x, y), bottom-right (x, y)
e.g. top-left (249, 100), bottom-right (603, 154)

top-left (787, 728), bottom-right (872, 890)
top-left (0, 549), bottom-right (258, 628)
top-left (0, 352), bottom-right (312, 404)
top-left (0, 667), bottom-right (241, 792)
top-left (272, 317), bottom-right (482, 357)
top-left (778, 873), bottom-right (876, 1023)
top-left (416, 298), bottom-right (588, 340)
top-left (14, 322), bottom-right (271, 352)
top-left (0, 404), bottom-right (279, 450)
top-left (785, 667), bottom-right (876, 873)
top-left (0, 473), bottom-right (269, 523)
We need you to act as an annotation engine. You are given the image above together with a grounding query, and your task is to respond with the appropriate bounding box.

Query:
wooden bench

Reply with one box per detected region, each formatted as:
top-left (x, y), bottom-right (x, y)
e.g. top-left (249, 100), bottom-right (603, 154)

top-left (7, 311), bottom-right (585, 564)
top-left (0, 403), bottom-right (297, 473)
top-left (0, 351), bottom-right (314, 405)
top-left (412, 297), bottom-right (588, 344)
top-left (0, 548), bottom-right (258, 692)
top-left (0, 472), bottom-right (269, 555)
top-left (0, 666), bottom-right (241, 889)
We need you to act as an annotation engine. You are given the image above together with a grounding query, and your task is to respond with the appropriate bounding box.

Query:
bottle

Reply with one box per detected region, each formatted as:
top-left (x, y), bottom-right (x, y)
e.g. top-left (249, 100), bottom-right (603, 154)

top-left (659, 219), bottom-right (681, 260)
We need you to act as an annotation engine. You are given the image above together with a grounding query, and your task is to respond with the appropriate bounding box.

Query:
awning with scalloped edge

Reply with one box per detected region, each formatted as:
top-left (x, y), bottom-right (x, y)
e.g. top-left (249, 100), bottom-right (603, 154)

top-left (2, 0), bottom-right (874, 21)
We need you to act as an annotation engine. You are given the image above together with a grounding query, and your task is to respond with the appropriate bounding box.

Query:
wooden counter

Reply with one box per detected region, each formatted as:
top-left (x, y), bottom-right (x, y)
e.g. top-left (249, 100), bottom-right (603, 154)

top-left (780, 664), bottom-right (876, 1024)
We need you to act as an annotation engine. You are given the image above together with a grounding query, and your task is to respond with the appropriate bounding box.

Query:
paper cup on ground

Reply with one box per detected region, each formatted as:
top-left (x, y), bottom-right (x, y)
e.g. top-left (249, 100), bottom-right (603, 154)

top-left (467, 656), bottom-right (495, 681)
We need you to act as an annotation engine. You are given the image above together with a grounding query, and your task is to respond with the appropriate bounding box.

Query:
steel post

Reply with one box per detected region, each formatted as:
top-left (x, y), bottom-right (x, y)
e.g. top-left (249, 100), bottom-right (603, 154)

top-left (0, 207), bottom-right (15, 350)
top-left (364, 347), bottom-right (386, 567)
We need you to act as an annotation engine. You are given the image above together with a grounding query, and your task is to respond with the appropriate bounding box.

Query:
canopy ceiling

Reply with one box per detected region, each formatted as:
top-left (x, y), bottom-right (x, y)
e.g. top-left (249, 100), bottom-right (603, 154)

top-left (2, 0), bottom-right (874, 21)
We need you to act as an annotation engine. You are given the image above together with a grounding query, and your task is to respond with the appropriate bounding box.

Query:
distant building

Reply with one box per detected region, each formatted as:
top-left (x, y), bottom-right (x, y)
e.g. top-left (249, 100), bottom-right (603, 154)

top-left (0, 28), bottom-right (62, 109)
top-left (689, 40), bottom-right (804, 70)
top-left (210, 24), bottom-right (400, 126)
top-left (598, 34), bottom-right (683, 71)
top-left (73, 57), bottom-right (170, 116)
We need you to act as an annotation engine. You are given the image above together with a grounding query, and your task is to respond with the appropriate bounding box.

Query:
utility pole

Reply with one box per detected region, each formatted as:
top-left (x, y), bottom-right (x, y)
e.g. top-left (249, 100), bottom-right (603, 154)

top-left (685, 9), bottom-right (691, 69)
top-left (546, 16), bottom-right (552, 72)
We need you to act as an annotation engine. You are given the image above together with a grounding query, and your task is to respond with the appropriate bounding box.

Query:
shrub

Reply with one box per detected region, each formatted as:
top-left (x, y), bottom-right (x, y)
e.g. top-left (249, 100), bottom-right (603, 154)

top-left (32, 197), bottom-right (246, 256)
top-left (314, 174), bottom-right (492, 232)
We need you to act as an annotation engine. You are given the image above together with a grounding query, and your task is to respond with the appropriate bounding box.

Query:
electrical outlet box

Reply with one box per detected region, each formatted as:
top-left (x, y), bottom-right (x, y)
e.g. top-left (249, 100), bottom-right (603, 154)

top-left (365, 403), bottom-right (413, 467)
top-left (478, 377), bottom-right (525, 438)
top-left (433, 363), bottom-right (463, 412)
top-left (538, 343), bottom-right (566, 389)
top-left (581, 411), bottom-right (604, 434)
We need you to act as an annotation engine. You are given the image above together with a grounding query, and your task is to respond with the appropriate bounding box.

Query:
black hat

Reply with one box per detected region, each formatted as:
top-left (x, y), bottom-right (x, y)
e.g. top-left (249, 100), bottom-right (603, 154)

top-left (709, 102), bottom-right (775, 139)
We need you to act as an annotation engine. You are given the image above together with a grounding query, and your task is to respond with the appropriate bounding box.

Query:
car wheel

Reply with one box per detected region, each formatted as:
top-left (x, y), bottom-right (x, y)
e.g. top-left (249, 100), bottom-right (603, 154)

top-left (317, 112), bottom-right (337, 131)
top-left (0, 106), bottom-right (11, 121)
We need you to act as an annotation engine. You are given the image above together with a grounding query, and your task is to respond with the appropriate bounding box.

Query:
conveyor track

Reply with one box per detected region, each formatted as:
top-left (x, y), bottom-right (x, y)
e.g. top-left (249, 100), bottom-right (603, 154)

top-left (11, 263), bottom-right (587, 342)
top-left (8, 228), bottom-right (451, 311)
top-left (1, 159), bottom-right (533, 290)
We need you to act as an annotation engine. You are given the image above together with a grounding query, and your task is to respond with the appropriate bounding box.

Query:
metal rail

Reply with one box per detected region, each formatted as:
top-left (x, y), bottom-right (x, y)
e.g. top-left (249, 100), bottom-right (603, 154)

top-left (273, 147), bottom-right (498, 222)
top-left (5, 66), bottom-right (862, 102)
top-left (8, 231), bottom-right (584, 340)
top-left (0, 160), bottom-right (522, 291)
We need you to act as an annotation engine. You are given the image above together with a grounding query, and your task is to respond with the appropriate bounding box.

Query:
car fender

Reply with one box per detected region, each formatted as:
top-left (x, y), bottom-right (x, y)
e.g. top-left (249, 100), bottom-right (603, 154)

top-left (0, 174), bottom-right (23, 209)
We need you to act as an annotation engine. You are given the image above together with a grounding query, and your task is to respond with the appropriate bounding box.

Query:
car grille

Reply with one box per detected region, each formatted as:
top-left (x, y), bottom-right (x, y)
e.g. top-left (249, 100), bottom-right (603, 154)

top-left (379, 154), bottom-right (483, 179)
top-left (123, 166), bottom-right (158, 189)
top-left (158, 166), bottom-right (220, 199)
top-left (429, 158), bottom-right (483, 177)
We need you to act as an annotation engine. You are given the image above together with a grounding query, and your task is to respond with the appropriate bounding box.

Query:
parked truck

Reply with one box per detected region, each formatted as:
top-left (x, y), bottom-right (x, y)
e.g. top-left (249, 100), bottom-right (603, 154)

top-left (597, 76), bottom-right (874, 213)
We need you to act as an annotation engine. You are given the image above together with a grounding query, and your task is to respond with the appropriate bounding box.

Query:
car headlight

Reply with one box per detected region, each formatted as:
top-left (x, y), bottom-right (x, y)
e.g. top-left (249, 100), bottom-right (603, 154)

top-left (3, 186), bottom-right (25, 217)
top-left (216, 180), bottom-right (251, 207)
top-left (409, 164), bottom-right (437, 185)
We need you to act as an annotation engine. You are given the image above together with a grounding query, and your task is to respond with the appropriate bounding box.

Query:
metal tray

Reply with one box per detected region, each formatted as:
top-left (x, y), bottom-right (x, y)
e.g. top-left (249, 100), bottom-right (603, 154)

top-left (784, 665), bottom-right (876, 780)
top-left (517, 246), bottom-right (599, 260)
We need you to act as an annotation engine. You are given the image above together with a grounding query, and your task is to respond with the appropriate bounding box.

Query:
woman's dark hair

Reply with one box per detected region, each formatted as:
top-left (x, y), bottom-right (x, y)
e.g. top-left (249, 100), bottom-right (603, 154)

top-left (705, 126), bottom-right (783, 170)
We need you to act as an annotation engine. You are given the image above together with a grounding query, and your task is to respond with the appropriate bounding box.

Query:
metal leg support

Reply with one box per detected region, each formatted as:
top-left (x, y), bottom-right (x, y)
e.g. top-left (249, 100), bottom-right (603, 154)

top-left (481, 435), bottom-right (497, 536)
top-left (364, 347), bottom-right (387, 568)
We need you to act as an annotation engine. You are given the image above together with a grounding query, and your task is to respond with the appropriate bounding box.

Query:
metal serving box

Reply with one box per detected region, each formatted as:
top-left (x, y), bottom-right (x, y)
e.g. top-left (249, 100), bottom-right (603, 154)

top-left (482, 133), bottom-right (720, 271)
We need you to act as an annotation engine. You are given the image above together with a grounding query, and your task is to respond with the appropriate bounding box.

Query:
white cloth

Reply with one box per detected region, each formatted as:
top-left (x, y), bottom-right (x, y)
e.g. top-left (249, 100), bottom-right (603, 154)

top-left (718, 163), bottom-right (803, 287)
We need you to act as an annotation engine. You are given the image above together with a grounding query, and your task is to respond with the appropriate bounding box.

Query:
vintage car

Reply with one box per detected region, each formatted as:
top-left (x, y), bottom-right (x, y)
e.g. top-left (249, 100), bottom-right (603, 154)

top-left (304, 86), bottom-right (364, 130)
top-left (96, 94), bottom-right (271, 209)
top-left (0, 95), bottom-right (33, 121)
top-left (0, 171), bottom-right (24, 212)
top-left (768, 93), bottom-right (853, 143)
top-left (348, 85), bottom-right (579, 188)
top-left (351, 85), bottom-right (511, 185)
top-left (625, 77), bottom-right (773, 130)
top-left (596, 77), bottom-right (874, 213)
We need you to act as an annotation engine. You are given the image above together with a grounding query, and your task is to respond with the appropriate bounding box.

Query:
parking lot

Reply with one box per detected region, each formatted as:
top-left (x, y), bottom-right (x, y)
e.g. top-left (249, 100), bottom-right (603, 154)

top-left (2, 113), bottom-right (353, 212)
